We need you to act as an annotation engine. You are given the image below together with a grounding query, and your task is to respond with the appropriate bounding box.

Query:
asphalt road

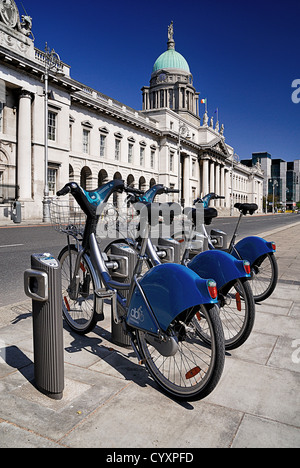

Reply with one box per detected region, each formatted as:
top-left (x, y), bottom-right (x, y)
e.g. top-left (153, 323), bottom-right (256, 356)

top-left (0, 213), bottom-right (299, 307)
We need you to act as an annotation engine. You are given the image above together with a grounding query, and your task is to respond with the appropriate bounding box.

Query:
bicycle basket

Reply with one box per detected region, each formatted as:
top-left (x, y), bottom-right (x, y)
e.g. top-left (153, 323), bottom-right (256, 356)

top-left (50, 197), bottom-right (86, 236)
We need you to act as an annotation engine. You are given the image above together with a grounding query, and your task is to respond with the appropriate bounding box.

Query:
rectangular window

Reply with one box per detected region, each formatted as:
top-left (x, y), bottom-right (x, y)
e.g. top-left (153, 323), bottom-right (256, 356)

top-left (83, 129), bottom-right (89, 154)
top-left (48, 168), bottom-right (57, 196)
top-left (140, 147), bottom-right (145, 166)
top-left (150, 150), bottom-right (155, 169)
top-left (48, 111), bottom-right (56, 141)
top-left (115, 139), bottom-right (121, 160)
top-left (169, 90), bottom-right (173, 109)
top-left (128, 143), bottom-right (133, 164)
top-left (160, 90), bottom-right (164, 107)
top-left (170, 151), bottom-right (174, 172)
top-left (100, 134), bottom-right (106, 157)
top-left (192, 159), bottom-right (196, 177)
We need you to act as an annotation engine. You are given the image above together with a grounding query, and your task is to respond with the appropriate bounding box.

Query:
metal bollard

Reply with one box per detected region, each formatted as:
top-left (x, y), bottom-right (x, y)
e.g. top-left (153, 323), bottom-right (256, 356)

top-left (11, 200), bottom-right (21, 224)
top-left (24, 253), bottom-right (64, 400)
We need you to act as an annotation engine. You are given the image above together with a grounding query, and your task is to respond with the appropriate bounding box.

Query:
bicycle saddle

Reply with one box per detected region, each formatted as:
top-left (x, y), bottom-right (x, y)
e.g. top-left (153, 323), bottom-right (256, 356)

top-left (137, 202), bottom-right (181, 226)
top-left (234, 203), bottom-right (258, 215)
top-left (184, 206), bottom-right (218, 226)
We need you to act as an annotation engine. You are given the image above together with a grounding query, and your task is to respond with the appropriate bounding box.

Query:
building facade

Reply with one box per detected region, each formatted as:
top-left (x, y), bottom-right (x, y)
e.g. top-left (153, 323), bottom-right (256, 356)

top-left (242, 152), bottom-right (300, 211)
top-left (0, 5), bottom-right (264, 222)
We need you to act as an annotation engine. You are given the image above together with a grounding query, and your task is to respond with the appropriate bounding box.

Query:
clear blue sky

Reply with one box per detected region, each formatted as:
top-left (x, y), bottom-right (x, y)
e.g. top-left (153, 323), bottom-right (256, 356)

top-left (17, 0), bottom-right (300, 162)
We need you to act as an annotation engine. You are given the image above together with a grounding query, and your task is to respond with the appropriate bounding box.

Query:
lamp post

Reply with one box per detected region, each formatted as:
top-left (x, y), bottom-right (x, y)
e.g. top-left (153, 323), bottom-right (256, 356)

top-left (271, 179), bottom-right (278, 214)
top-left (177, 121), bottom-right (190, 206)
top-left (42, 43), bottom-right (63, 222)
top-left (230, 153), bottom-right (239, 216)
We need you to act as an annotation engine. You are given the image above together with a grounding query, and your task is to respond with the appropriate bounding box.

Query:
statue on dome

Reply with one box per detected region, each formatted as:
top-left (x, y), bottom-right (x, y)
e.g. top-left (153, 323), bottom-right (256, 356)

top-left (168, 21), bottom-right (174, 41)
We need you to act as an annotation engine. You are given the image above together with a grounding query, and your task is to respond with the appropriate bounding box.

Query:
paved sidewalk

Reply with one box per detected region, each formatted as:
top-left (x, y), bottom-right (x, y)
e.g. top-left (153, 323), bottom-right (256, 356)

top-left (0, 224), bottom-right (299, 448)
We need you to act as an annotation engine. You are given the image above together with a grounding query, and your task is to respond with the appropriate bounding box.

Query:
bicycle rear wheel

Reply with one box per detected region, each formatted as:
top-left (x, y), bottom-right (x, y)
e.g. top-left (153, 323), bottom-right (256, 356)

top-left (250, 253), bottom-right (278, 303)
top-left (136, 304), bottom-right (225, 400)
top-left (218, 278), bottom-right (255, 350)
top-left (58, 245), bottom-right (98, 334)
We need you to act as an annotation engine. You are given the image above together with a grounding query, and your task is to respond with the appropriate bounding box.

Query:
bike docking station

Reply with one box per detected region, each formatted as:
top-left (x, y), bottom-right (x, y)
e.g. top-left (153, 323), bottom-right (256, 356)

top-left (24, 253), bottom-right (64, 400)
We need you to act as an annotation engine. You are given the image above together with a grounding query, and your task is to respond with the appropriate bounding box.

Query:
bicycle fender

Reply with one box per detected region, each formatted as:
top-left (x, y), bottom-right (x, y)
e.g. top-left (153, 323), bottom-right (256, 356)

top-left (127, 263), bottom-right (217, 334)
top-left (188, 250), bottom-right (250, 290)
top-left (232, 236), bottom-right (276, 266)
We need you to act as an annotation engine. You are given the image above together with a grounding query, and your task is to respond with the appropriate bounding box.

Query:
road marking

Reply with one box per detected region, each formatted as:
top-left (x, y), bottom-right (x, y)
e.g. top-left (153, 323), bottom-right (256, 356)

top-left (0, 243), bottom-right (24, 248)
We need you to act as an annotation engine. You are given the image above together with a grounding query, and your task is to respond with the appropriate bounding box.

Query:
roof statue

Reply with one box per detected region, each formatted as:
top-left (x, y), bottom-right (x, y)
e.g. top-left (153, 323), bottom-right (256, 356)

top-left (167, 20), bottom-right (175, 50)
top-left (0, 0), bottom-right (34, 39)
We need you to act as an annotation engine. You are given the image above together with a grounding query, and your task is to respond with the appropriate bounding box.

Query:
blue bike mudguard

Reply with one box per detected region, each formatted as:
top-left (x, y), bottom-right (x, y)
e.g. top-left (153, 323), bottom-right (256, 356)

top-left (127, 263), bottom-right (217, 334)
top-left (232, 236), bottom-right (276, 266)
top-left (187, 250), bottom-right (250, 290)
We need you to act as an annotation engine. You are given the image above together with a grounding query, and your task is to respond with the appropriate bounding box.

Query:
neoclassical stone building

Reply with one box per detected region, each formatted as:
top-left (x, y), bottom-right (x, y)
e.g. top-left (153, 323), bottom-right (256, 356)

top-left (0, 4), bottom-right (263, 222)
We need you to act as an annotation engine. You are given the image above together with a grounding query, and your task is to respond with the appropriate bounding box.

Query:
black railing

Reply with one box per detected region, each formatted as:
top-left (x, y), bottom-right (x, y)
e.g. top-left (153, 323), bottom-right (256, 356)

top-left (0, 184), bottom-right (19, 203)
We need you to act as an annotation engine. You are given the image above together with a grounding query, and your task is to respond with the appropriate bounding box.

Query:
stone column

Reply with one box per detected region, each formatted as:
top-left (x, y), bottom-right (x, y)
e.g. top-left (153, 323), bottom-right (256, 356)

top-left (225, 168), bottom-right (230, 210)
top-left (209, 161), bottom-right (215, 205)
top-left (202, 158), bottom-right (209, 197)
top-left (215, 163), bottom-right (220, 207)
top-left (220, 165), bottom-right (225, 207)
top-left (17, 90), bottom-right (32, 200)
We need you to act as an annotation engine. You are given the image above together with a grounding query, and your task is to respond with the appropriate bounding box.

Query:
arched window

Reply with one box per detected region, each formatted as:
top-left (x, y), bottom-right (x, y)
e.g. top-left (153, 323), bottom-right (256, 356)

top-left (80, 166), bottom-right (92, 190)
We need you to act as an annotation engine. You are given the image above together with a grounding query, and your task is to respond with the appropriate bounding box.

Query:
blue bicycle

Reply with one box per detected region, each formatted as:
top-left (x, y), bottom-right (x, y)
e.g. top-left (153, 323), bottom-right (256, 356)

top-left (104, 184), bottom-right (256, 351)
top-left (52, 180), bottom-right (225, 400)
top-left (193, 193), bottom-right (278, 303)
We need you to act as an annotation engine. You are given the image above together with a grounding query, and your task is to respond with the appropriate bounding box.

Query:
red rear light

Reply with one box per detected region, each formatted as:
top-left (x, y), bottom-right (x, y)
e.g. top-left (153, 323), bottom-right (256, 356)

top-left (207, 280), bottom-right (218, 299)
top-left (271, 242), bottom-right (276, 251)
top-left (243, 260), bottom-right (251, 275)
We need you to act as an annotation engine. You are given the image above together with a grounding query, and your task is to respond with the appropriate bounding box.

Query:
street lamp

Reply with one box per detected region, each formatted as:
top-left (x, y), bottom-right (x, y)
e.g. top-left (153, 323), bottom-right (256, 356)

top-left (42, 43), bottom-right (64, 222)
top-left (177, 121), bottom-right (190, 206)
top-left (272, 179), bottom-right (278, 214)
top-left (230, 153), bottom-right (239, 216)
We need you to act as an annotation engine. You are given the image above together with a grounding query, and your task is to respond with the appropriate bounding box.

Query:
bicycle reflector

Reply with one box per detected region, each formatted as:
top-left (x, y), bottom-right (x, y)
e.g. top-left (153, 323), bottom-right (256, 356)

top-left (243, 260), bottom-right (251, 275)
top-left (185, 366), bottom-right (201, 380)
top-left (207, 280), bottom-right (218, 299)
top-left (271, 242), bottom-right (276, 251)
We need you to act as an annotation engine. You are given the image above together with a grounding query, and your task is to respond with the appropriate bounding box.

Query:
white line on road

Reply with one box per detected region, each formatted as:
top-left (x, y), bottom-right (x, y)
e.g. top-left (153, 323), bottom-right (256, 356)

top-left (0, 243), bottom-right (24, 248)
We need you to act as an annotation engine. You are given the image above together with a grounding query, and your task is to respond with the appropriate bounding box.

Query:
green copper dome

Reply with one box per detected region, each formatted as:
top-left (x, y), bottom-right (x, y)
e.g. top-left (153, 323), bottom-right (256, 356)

top-left (153, 49), bottom-right (190, 74)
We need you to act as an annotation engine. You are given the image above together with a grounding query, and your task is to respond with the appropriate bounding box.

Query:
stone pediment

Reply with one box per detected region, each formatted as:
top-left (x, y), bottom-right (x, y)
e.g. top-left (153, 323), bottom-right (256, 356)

top-left (201, 136), bottom-right (229, 158)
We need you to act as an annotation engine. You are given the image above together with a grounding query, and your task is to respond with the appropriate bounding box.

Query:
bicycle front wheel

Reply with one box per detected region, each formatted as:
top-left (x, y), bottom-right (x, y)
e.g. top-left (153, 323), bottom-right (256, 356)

top-left (58, 245), bottom-right (98, 334)
top-left (136, 304), bottom-right (225, 401)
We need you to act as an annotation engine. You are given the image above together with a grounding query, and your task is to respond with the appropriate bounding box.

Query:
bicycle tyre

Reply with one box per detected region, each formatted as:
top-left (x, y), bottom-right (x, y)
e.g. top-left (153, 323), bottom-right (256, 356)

top-left (58, 245), bottom-right (98, 334)
top-left (218, 278), bottom-right (255, 350)
top-left (250, 253), bottom-right (278, 303)
top-left (135, 304), bottom-right (225, 401)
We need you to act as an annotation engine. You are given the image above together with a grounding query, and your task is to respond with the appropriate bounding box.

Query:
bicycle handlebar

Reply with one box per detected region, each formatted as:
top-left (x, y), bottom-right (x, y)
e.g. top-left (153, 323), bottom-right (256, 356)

top-left (125, 186), bottom-right (144, 195)
top-left (165, 188), bottom-right (180, 193)
top-left (56, 184), bottom-right (72, 197)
